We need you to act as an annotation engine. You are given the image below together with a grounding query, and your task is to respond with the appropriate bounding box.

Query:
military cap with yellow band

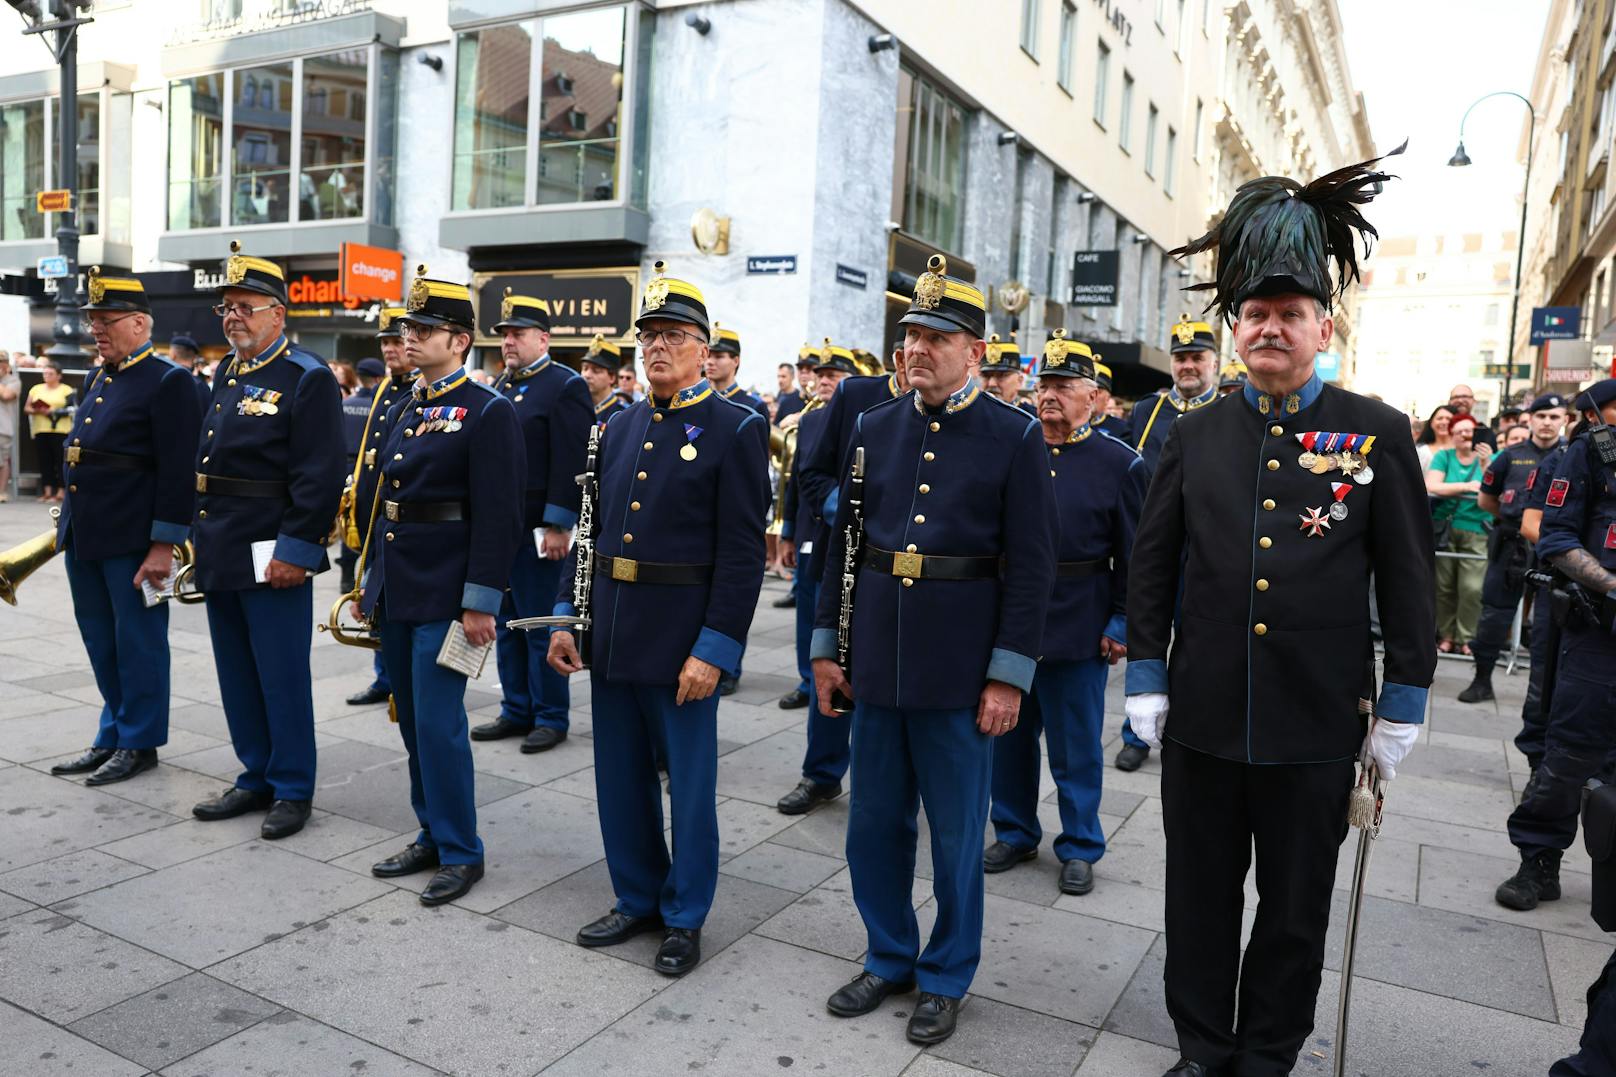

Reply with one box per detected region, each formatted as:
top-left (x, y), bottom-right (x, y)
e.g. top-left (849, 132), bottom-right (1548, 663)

top-left (980, 333), bottom-right (1023, 374)
top-left (491, 287), bottom-right (551, 333)
top-left (796, 343), bottom-right (817, 368)
top-left (637, 260), bottom-right (710, 336)
top-left (401, 264), bottom-right (476, 331)
top-left (375, 306), bottom-right (406, 340)
top-left (1034, 329), bottom-right (1096, 380)
top-left (899, 253), bottom-right (986, 339)
top-left (1219, 359), bottom-right (1249, 390)
top-left (220, 239), bottom-right (288, 304)
top-left (1169, 312), bottom-right (1218, 354)
top-left (580, 333), bottom-right (622, 371)
top-left (813, 338), bottom-right (859, 376)
top-left (83, 266), bottom-right (150, 314)
top-left (710, 322), bottom-right (741, 357)
top-left (1092, 359), bottom-right (1114, 392)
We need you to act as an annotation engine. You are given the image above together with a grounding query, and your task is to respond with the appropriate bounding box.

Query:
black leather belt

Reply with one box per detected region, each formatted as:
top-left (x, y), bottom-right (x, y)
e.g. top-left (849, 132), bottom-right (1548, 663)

top-left (1056, 558), bottom-right (1110, 578)
top-left (66, 446), bottom-right (151, 471)
top-left (383, 500), bottom-right (468, 523)
top-left (195, 473), bottom-right (288, 498)
top-left (864, 546), bottom-right (999, 580)
top-left (595, 557), bottom-right (713, 585)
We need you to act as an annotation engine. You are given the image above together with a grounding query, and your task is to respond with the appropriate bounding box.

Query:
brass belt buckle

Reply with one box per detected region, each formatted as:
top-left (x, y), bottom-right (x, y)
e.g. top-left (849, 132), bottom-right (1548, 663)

top-left (66, 446), bottom-right (80, 465)
top-left (384, 500), bottom-right (401, 521)
top-left (611, 557), bottom-right (639, 582)
top-left (891, 551), bottom-right (924, 579)
top-left (194, 473), bottom-right (207, 493)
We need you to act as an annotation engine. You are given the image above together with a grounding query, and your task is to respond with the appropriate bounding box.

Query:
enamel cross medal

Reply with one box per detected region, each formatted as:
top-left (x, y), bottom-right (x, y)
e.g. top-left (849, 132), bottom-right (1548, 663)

top-left (1299, 505), bottom-right (1332, 537)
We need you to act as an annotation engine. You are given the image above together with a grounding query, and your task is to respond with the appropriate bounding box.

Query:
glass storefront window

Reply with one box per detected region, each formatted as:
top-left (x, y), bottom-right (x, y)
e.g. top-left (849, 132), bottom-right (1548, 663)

top-left (168, 73), bottom-right (225, 230)
top-left (371, 49), bottom-right (398, 228)
top-left (0, 99), bottom-right (46, 242)
top-left (893, 67), bottom-right (967, 253)
top-left (536, 6), bottom-right (625, 204)
top-left (300, 49), bottom-right (367, 221)
top-left (231, 62), bottom-right (294, 225)
top-left (48, 93), bottom-right (100, 236)
top-left (453, 22), bottom-right (533, 211)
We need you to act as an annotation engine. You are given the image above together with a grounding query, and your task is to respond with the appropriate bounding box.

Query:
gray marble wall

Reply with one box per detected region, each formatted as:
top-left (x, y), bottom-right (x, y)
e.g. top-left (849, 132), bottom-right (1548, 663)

top-left (961, 111), bottom-right (1014, 342)
top-left (395, 43), bottom-right (470, 284)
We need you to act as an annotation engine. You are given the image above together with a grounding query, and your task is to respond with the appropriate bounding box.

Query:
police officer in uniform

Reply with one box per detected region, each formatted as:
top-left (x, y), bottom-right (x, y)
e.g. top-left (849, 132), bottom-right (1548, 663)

top-left (706, 323), bottom-right (768, 418)
top-left (1130, 315), bottom-right (1219, 472)
top-left (548, 262), bottom-right (768, 976)
top-left (978, 334), bottom-right (1033, 415)
top-left (337, 358), bottom-right (387, 594)
top-left (1127, 147), bottom-right (1435, 1077)
top-left (1459, 392), bottom-right (1568, 703)
top-left (361, 268), bottom-right (524, 905)
top-left (580, 334), bottom-right (630, 427)
top-left (773, 341), bottom-right (859, 814)
top-left (811, 254), bottom-right (1056, 1046)
top-left (1495, 378), bottom-right (1616, 913)
top-left (190, 242), bottom-right (345, 840)
top-left (1088, 358), bottom-right (1130, 439)
top-left (49, 270), bottom-right (202, 786)
top-left (470, 290), bottom-right (592, 754)
top-left (1514, 422), bottom-right (1575, 773)
top-left (1553, 778), bottom-right (1616, 1076)
top-left (985, 330), bottom-right (1146, 897)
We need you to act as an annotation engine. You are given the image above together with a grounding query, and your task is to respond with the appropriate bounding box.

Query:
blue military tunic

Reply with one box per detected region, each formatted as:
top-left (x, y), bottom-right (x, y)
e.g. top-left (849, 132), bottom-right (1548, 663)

top-left (593, 392), bottom-right (630, 429)
top-left (1091, 412), bottom-right (1130, 440)
top-left (716, 381), bottom-right (769, 420)
top-left (1129, 384), bottom-right (1217, 473)
top-left (780, 401), bottom-right (831, 578)
top-left (775, 388), bottom-right (805, 423)
top-left (797, 373), bottom-right (907, 532)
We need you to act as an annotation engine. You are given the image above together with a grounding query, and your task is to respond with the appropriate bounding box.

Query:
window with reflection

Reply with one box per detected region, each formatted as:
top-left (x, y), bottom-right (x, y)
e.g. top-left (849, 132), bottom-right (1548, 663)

top-left (231, 62), bottom-right (293, 225)
top-left (48, 93), bottom-right (100, 236)
top-left (0, 99), bottom-right (46, 242)
top-left (168, 73), bottom-right (225, 230)
top-left (892, 66), bottom-right (967, 253)
top-left (536, 6), bottom-right (625, 204)
top-left (453, 22), bottom-right (533, 211)
top-left (300, 49), bottom-right (367, 221)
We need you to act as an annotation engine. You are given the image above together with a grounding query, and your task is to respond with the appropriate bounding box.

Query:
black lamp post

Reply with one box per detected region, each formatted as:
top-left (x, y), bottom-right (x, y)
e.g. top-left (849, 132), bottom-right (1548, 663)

top-left (1449, 91), bottom-right (1535, 408)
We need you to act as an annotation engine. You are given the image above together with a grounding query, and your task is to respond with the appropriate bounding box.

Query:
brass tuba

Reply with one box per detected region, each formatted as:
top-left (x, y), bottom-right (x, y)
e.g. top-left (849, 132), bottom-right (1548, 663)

top-left (0, 508), bottom-right (61, 606)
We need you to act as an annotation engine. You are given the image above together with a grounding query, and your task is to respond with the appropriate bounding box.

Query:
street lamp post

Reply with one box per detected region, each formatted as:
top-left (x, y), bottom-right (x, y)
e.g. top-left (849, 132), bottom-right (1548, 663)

top-left (1449, 90), bottom-right (1535, 409)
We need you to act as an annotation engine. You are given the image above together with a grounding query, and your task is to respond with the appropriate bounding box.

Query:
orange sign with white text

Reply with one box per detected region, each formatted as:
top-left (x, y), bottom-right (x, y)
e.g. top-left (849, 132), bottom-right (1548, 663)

top-left (339, 242), bottom-right (404, 302)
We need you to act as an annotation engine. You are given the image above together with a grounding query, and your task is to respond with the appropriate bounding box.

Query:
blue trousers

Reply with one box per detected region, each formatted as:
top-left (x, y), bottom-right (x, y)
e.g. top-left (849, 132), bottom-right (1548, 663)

top-left (848, 703), bottom-right (993, 999)
top-left (796, 576), bottom-right (850, 785)
top-left (63, 541), bottom-right (170, 750)
top-left (1120, 717), bottom-right (1149, 750)
top-left (379, 615), bottom-right (483, 865)
top-left (990, 657), bottom-right (1108, 863)
top-left (205, 584), bottom-right (317, 800)
top-left (590, 675), bottom-right (719, 928)
top-left (494, 543), bottom-right (569, 731)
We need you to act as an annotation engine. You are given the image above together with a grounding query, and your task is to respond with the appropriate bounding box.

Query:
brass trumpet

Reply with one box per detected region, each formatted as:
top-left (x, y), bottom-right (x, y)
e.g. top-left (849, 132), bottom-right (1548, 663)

top-left (171, 544), bottom-right (206, 605)
top-left (318, 589), bottom-right (381, 649)
top-left (0, 508), bottom-right (61, 606)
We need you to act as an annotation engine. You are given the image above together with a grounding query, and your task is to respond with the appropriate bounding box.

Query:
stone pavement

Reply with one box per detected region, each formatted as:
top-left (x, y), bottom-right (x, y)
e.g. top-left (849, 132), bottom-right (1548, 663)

top-left (0, 497), bottom-right (1607, 1077)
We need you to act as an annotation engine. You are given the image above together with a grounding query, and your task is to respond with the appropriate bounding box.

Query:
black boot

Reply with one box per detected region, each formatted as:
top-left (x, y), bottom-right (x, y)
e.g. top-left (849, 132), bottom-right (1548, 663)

top-left (1458, 660), bottom-right (1495, 703)
top-left (1495, 850), bottom-right (1562, 911)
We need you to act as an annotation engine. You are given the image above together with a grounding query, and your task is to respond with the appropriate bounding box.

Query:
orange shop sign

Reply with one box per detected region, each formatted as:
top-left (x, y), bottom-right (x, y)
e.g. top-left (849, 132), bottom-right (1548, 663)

top-left (340, 242), bottom-right (404, 302)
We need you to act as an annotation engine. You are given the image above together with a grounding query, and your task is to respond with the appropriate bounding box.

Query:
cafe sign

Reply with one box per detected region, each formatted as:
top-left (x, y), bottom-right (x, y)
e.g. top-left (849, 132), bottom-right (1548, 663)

top-left (472, 267), bottom-right (641, 347)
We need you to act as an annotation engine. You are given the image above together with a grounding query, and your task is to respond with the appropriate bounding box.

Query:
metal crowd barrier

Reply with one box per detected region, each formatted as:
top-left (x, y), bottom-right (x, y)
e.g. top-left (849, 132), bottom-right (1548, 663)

top-left (1432, 547), bottom-right (1527, 674)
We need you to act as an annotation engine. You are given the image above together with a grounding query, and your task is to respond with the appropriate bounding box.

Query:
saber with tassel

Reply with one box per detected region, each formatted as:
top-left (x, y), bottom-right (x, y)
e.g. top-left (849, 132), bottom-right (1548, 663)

top-left (1333, 720), bottom-right (1385, 1077)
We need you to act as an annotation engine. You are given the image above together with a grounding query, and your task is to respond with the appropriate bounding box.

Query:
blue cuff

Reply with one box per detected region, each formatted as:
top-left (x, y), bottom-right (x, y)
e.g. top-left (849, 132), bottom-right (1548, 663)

top-left (542, 504), bottom-right (579, 530)
top-left (1102, 613), bottom-right (1127, 646)
top-left (781, 521), bottom-right (794, 540)
top-left (150, 520), bottom-right (190, 545)
top-left (273, 533), bottom-right (325, 570)
top-left (823, 487), bottom-right (839, 519)
top-left (1375, 681), bottom-right (1428, 725)
top-left (462, 582), bottom-right (503, 615)
top-left (810, 627), bottom-right (838, 662)
top-left (691, 626), bottom-right (745, 676)
top-left (553, 601), bottom-right (577, 618)
top-left (1125, 657), bottom-right (1167, 694)
top-left (986, 647), bottom-right (1036, 693)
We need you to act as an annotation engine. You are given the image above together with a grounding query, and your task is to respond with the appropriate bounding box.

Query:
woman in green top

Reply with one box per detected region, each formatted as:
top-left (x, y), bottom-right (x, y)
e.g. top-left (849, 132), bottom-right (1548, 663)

top-left (1425, 412), bottom-right (1493, 653)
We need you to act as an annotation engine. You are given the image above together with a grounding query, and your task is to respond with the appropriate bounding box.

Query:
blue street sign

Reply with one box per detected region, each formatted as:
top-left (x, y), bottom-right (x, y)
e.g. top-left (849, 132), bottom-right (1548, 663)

top-left (1314, 351), bottom-right (1341, 382)
top-left (36, 255), bottom-right (69, 279)
top-left (1529, 306), bottom-right (1581, 344)
top-left (746, 255), bottom-right (797, 275)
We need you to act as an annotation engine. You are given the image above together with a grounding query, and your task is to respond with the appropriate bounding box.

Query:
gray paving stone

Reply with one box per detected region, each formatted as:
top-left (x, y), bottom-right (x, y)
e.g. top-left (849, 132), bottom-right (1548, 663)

top-left (1542, 930), bottom-right (1614, 1029)
top-left (0, 1000), bottom-right (148, 1077)
top-left (1101, 933), bottom-right (1174, 1049)
top-left (0, 691), bottom-right (84, 722)
top-left (466, 727), bottom-right (595, 786)
top-left (66, 971), bottom-right (281, 1072)
top-left (0, 704), bottom-right (113, 762)
top-left (211, 889), bottom-right (656, 1076)
top-left (1073, 1029), bottom-right (1180, 1076)
top-left (0, 888), bottom-right (34, 918)
top-left (1417, 845), bottom-right (1609, 943)
top-left (0, 848), bottom-right (150, 905)
top-left (715, 727), bottom-right (814, 806)
top-left (1331, 835), bottom-right (1419, 903)
top-left (769, 798), bottom-right (852, 860)
top-left (716, 794), bottom-right (801, 861)
top-left (1053, 876), bottom-right (1167, 933)
top-left (540, 934), bottom-right (924, 1077)
top-left (11, 669), bottom-right (99, 693)
top-left (98, 807), bottom-right (395, 871)
top-left (0, 766), bottom-right (174, 873)
top-left (155, 1011), bottom-right (442, 1077)
top-left (753, 866), bottom-right (868, 961)
top-left (420, 786), bottom-right (603, 913)
top-left (930, 995), bottom-right (1096, 1077)
top-left (52, 761), bottom-right (238, 821)
top-left (64, 842), bottom-right (390, 967)
top-left (901, 1058), bottom-right (999, 1077)
top-left (0, 909), bottom-right (187, 1024)
top-left (158, 729), bottom-right (346, 786)
top-left (1086, 797), bottom-right (1166, 891)
top-left (162, 701), bottom-right (235, 743)
top-left (304, 754), bottom-right (528, 834)
top-left (715, 695), bottom-right (812, 746)
top-left (1392, 740), bottom-right (1513, 790)
top-left (720, 840), bottom-right (844, 893)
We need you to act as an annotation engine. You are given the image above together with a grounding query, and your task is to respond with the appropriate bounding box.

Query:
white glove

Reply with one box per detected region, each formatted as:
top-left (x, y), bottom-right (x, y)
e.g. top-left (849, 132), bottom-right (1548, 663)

top-left (1125, 693), bottom-right (1169, 750)
top-left (1365, 718), bottom-right (1420, 781)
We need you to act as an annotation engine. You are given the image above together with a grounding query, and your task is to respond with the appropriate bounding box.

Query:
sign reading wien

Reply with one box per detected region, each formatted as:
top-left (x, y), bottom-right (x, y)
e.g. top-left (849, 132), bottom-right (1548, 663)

top-left (1070, 250), bottom-right (1120, 307)
top-left (473, 269), bottom-right (639, 345)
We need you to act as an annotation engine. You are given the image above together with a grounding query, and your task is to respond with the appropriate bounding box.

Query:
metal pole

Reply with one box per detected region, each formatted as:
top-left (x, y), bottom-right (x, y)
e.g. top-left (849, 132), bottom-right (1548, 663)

top-left (1502, 109), bottom-right (1534, 407)
top-left (43, 0), bottom-right (88, 361)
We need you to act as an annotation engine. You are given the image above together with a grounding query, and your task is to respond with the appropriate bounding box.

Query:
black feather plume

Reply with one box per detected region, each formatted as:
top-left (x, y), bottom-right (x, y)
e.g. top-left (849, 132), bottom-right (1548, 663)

top-left (1170, 140), bottom-right (1407, 322)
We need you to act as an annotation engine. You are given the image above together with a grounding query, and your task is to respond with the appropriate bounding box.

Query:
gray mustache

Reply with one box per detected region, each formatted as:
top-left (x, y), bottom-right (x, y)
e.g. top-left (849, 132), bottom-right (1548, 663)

top-left (1252, 337), bottom-right (1293, 352)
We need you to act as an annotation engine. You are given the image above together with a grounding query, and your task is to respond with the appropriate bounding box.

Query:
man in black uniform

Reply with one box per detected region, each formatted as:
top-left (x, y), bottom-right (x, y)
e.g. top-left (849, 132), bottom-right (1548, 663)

top-left (1460, 392), bottom-right (1567, 703)
top-left (1128, 146), bottom-right (1436, 1077)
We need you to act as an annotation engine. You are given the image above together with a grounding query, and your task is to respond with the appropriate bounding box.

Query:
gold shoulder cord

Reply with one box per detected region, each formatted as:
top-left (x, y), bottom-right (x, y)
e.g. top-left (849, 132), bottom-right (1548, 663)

top-left (1135, 393), bottom-right (1170, 453)
top-left (341, 373), bottom-right (393, 548)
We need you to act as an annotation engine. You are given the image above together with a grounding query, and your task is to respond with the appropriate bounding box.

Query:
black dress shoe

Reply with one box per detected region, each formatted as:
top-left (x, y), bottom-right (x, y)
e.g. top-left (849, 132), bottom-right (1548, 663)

top-left (778, 689), bottom-right (810, 710)
top-left (260, 799), bottom-right (312, 840)
top-left (771, 593), bottom-right (796, 608)
top-left (346, 684), bottom-right (391, 706)
top-left (520, 726), bottom-right (566, 754)
top-left (826, 971), bottom-right (915, 1017)
top-left (655, 928), bottom-right (701, 976)
top-left (470, 716), bottom-right (530, 741)
top-left (905, 993), bottom-right (960, 1044)
top-left (420, 863), bottom-right (483, 906)
top-left (576, 909), bottom-right (664, 948)
top-left (983, 840), bottom-right (1036, 873)
top-left (51, 747), bottom-right (114, 775)
top-left (372, 842), bottom-right (441, 877)
top-left (85, 748), bottom-right (158, 787)
top-left (1164, 1059), bottom-right (1220, 1077)
top-left (777, 778), bottom-right (842, 815)
top-left (718, 675), bottom-right (738, 696)
top-left (1060, 859), bottom-right (1095, 895)
top-left (1115, 743), bottom-right (1151, 772)
top-left (192, 786), bottom-right (274, 821)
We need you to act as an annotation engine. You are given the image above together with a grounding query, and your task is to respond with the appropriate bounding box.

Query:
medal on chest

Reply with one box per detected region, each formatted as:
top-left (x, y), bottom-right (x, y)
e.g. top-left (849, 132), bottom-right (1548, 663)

top-left (681, 423), bottom-right (702, 461)
top-left (237, 385), bottom-right (282, 416)
top-left (414, 405), bottom-right (467, 435)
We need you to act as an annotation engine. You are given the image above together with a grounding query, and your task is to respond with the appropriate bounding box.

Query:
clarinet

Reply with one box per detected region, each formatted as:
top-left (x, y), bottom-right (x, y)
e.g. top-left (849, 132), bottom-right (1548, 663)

top-left (831, 446), bottom-right (865, 715)
top-left (571, 424), bottom-right (601, 666)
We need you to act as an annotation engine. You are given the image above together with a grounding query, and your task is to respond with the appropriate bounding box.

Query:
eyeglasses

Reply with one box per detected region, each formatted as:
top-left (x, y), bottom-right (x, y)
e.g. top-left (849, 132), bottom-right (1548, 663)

top-left (82, 312), bottom-right (140, 331)
top-left (400, 322), bottom-right (449, 342)
top-left (213, 301), bottom-right (280, 319)
top-left (636, 327), bottom-right (698, 348)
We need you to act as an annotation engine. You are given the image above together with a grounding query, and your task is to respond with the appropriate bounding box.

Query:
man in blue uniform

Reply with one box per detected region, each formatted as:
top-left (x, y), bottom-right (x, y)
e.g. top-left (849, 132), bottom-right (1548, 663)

top-left (188, 242), bottom-right (344, 841)
top-left (337, 358), bottom-right (387, 594)
top-left (1495, 379), bottom-right (1616, 912)
top-left (49, 269), bottom-right (202, 786)
top-left (1217, 360), bottom-right (1249, 397)
top-left (774, 361), bottom-right (805, 423)
top-left (548, 262), bottom-right (767, 976)
top-left (706, 324), bottom-right (767, 418)
top-left (361, 268), bottom-right (524, 905)
top-left (985, 330), bottom-right (1145, 896)
top-left (1088, 358), bottom-right (1130, 439)
top-left (1460, 392), bottom-right (1568, 703)
top-left (579, 334), bottom-right (630, 428)
top-left (1130, 146), bottom-right (1434, 1077)
top-left (811, 254), bottom-right (1056, 1046)
top-left (773, 341), bottom-right (858, 814)
top-left (470, 289), bottom-right (591, 755)
top-left (978, 334), bottom-right (1033, 415)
